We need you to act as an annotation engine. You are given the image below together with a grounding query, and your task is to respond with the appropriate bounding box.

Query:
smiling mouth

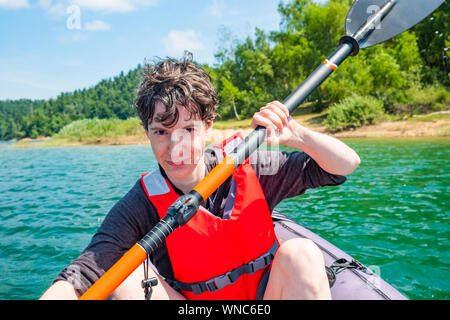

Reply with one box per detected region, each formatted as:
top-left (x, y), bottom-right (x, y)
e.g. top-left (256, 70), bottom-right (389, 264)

top-left (167, 160), bottom-right (189, 167)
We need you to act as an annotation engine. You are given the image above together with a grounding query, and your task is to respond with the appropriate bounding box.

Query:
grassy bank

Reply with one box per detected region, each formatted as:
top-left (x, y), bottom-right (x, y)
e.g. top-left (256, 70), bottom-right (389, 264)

top-left (14, 118), bottom-right (147, 148)
top-left (12, 109), bottom-right (450, 148)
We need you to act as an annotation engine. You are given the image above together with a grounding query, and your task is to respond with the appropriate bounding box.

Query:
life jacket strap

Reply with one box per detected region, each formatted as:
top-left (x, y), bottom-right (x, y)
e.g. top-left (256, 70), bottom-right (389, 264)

top-left (166, 240), bottom-right (278, 295)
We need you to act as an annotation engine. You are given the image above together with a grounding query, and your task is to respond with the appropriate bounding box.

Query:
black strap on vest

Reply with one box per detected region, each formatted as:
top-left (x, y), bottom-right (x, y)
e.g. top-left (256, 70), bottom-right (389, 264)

top-left (166, 240), bottom-right (278, 295)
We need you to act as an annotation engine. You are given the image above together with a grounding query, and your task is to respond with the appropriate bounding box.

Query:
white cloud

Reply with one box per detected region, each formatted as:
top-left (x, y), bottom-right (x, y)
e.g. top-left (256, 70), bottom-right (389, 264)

top-left (163, 30), bottom-right (207, 59)
top-left (0, 0), bottom-right (30, 9)
top-left (68, 0), bottom-right (158, 13)
top-left (38, 0), bottom-right (51, 8)
top-left (38, 0), bottom-right (70, 19)
top-left (85, 20), bottom-right (111, 31)
top-left (207, 0), bottom-right (226, 17)
top-left (36, 0), bottom-right (157, 16)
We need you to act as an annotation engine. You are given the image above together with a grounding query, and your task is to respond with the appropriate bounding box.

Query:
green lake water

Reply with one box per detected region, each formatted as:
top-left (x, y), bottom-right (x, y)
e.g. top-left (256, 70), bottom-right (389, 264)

top-left (0, 138), bottom-right (449, 300)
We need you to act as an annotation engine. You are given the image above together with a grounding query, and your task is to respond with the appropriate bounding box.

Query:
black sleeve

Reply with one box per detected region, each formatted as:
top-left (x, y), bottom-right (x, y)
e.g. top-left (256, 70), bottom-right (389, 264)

top-left (252, 150), bottom-right (347, 212)
top-left (53, 180), bottom-right (159, 295)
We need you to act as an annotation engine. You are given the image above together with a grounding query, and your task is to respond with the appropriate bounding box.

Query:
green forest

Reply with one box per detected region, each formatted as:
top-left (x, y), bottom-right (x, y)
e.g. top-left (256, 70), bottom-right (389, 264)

top-left (1, 0), bottom-right (448, 140)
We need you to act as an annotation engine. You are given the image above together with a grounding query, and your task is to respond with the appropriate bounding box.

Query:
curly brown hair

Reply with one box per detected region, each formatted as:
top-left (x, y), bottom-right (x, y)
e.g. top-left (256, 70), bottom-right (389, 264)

top-left (133, 57), bottom-right (218, 129)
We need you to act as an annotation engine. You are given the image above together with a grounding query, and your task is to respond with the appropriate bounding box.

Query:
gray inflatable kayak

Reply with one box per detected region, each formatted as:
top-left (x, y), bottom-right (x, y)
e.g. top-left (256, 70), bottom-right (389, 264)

top-left (272, 211), bottom-right (408, 300)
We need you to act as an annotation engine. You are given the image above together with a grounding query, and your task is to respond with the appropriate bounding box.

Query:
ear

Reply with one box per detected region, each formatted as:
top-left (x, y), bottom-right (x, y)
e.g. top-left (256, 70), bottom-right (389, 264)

top-left (144, 126), bottom-right (151, 140)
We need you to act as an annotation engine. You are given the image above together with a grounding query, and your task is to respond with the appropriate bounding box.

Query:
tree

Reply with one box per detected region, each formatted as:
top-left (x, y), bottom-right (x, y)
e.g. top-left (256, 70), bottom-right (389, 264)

top-left (219, 77), bottom-right (243, 120)
top-left (412, 1), bottom-right (449, 86)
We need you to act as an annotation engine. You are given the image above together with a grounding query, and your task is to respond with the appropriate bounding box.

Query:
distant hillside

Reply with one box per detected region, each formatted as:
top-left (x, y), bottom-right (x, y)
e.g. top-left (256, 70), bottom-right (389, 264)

top-left (0, 66), bottom-right (142, 140)
top-left (0, 99), bottom-right (43, 140)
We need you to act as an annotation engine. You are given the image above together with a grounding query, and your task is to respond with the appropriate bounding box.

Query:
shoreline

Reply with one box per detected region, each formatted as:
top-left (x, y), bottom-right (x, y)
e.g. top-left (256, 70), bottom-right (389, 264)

top-left (10, 116), bottom-right (450, 148)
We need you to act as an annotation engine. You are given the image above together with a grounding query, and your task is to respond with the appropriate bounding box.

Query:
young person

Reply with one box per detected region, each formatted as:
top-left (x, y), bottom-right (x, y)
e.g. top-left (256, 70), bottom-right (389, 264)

top-left (41, 57), bottom-right (360, 300)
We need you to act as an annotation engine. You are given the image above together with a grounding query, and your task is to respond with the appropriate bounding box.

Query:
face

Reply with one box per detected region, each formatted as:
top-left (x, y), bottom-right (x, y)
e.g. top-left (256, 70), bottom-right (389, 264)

top-left (146, 101), bottom-right (212, 183)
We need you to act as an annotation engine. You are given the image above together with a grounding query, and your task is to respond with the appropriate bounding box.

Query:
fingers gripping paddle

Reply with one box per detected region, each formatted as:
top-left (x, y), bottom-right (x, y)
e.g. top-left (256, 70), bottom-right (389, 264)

top-left (79, 0), bottom-right (444, 300)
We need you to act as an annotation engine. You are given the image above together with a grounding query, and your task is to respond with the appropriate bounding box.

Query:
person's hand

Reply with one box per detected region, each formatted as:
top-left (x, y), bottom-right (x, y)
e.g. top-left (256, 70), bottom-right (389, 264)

top-left (251, 101), bottom-right (299, 146)
top-left (252, 101), bottom-right (360, 176)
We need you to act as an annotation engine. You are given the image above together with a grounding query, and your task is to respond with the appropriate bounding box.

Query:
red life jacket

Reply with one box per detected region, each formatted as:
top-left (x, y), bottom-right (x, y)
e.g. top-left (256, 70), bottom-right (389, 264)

top-left (140, 133), bottom-right (279, 300)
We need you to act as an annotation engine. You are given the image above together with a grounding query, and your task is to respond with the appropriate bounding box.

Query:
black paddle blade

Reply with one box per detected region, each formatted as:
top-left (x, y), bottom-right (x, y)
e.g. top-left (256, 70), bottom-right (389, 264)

top-left (346, 0), bottom-right (445, 48)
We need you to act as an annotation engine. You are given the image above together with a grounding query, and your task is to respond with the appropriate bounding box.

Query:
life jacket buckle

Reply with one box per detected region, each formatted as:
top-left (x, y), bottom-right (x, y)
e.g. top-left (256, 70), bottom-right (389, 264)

top-left (191, 283), bottom-right (204, 295)
top-left (207, 271), bottom-right (234, 292)
top-left (248, 252), bottom-right (272, 274)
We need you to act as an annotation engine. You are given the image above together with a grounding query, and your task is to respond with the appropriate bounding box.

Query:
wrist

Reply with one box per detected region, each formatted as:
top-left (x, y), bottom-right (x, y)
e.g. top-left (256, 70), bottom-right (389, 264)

top-left (285, 121), bottom-right (311, 149)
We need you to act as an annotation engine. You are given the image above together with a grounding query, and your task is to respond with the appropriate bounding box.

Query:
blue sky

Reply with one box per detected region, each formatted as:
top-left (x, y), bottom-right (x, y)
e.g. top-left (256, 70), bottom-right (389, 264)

top-left (0, 0), bottom-right (327, 100)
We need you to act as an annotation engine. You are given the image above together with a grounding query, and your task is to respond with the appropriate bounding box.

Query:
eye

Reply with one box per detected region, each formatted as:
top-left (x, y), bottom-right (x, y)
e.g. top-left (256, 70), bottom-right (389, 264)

top-left (153, 130), bottom-right (167, 136)
top-left (185, 127), bottom-right (195, 133)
